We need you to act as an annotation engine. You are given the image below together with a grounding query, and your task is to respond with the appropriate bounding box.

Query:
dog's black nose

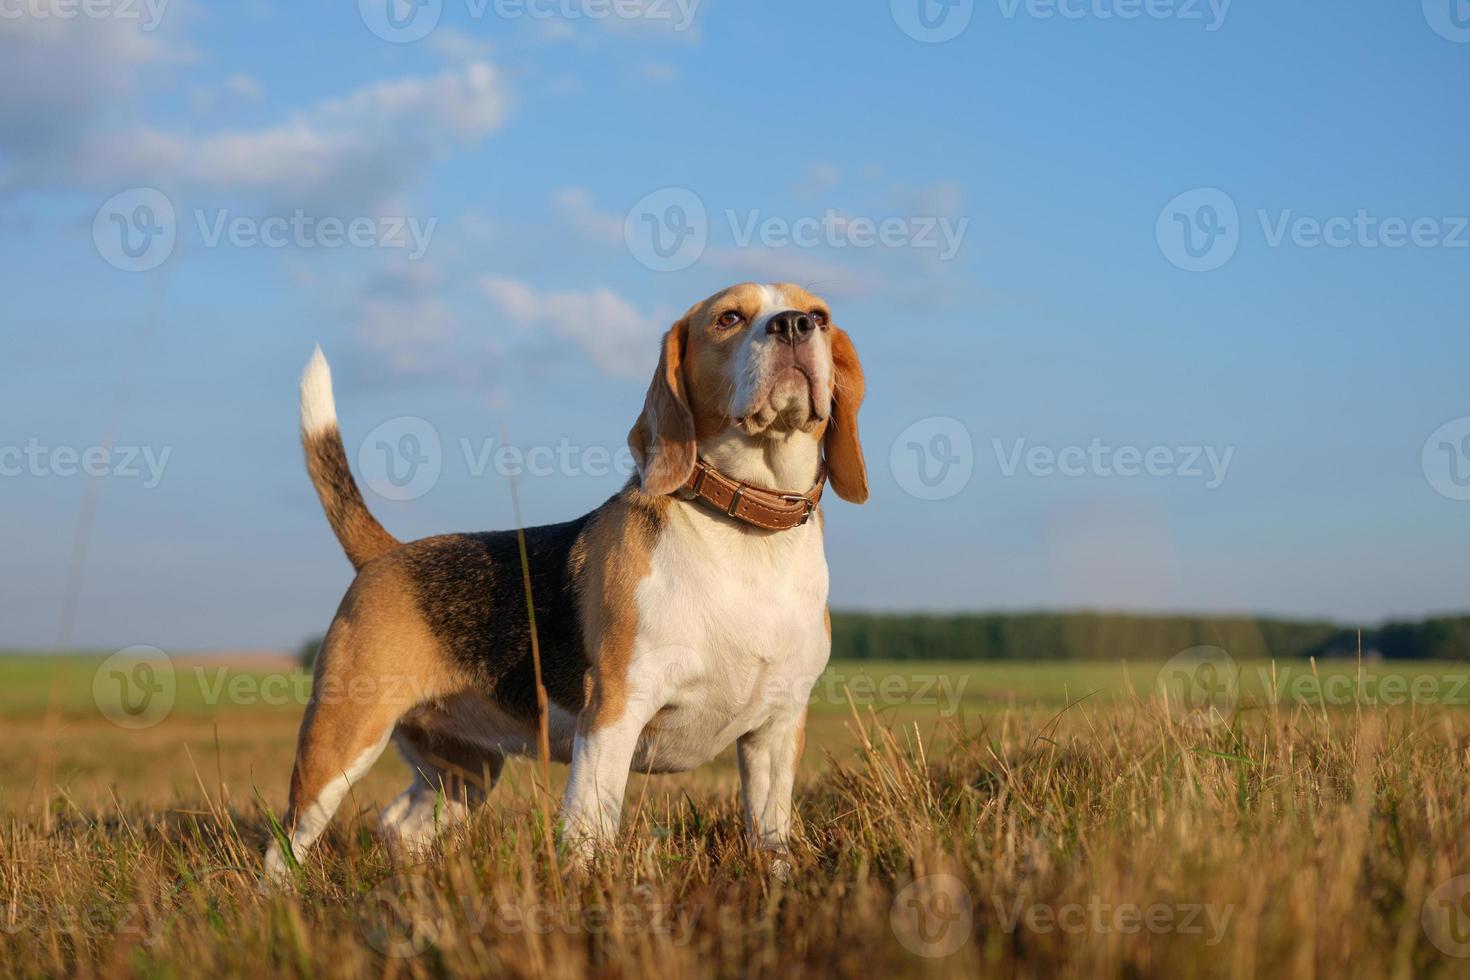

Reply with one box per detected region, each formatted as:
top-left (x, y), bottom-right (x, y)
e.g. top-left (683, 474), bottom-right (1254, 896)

top-left (766, 310), bottom-right (814, 345)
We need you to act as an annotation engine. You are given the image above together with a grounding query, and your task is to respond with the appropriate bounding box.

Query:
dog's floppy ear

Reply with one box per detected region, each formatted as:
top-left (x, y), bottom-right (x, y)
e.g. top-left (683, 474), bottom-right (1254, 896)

top-left (824, 326), bottom-right (869, 503)
top-left (628, 315), bottom-right (697, 496)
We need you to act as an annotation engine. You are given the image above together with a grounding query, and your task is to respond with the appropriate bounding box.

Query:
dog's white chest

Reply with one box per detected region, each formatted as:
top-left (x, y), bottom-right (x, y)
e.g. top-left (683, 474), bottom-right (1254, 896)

top-left (627, 507), bottom-right (831, 772)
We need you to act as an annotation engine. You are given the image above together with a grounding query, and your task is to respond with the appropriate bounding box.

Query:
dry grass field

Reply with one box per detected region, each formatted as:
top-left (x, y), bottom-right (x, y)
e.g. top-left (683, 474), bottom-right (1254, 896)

top-left (6, 654), bottom-right (1470, 978)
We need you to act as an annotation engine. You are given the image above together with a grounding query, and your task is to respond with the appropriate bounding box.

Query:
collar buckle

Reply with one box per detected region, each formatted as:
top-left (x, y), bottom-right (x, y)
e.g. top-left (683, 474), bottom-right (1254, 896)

top-left (676, 461), bottom-right (709, 501)
top-left (780, 493), bottom-right (816, 525)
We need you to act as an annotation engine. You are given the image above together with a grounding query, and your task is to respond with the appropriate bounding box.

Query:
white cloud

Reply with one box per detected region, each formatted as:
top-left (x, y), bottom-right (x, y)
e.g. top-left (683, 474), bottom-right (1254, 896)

top-left (0, 8), bottom-right (195, 191)
top-left (479, 277), bottom-right (662, 380)
top-left (479, 276), bottom-right (540, 323)
top-left (349, 264), bottom-right (500, 389)
top-left (458, 209), bottom-right (499, 242)
top-left (109, 62), bottom-right (509, 211)
top-left (891, 179), bottom-right (966, 217)
top-left (188, 73), bottom-right (264, 114)
top-left (342, 270), bottom-right (662, 392)
top-left (793, 162), bottom-right (841, 197)
top-left (636, 62), bottom-right (679, 82)
top-left (0, 11), bottom-right (512, 215)
top-left (552, 187), bottom-right (624, 245)
top-left (427, 26), bottom-right (493, 63)
top-left (224, 73), bottom-right (264, 100)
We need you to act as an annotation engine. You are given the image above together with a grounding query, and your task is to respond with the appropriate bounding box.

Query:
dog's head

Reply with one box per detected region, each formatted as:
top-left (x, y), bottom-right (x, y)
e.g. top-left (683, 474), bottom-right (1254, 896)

top-left (628, 282), bottom-right (868, 502)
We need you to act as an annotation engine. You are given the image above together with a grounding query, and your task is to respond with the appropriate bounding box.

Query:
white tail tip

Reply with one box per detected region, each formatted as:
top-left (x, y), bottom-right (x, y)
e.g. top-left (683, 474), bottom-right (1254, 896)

top-left (299, 344), bottom-right (337, 435)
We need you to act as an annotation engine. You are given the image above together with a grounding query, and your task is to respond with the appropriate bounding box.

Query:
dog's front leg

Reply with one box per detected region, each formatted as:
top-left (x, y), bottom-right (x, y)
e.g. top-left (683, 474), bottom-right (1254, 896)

top-left (559, 707), bottom-right (651, 863)
top-left (737, 707), bottom-right (808, 876)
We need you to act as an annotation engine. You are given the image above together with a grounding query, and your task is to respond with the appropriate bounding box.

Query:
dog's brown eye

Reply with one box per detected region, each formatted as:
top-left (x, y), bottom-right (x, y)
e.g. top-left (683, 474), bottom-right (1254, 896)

top-left (717, 311), bottom-right (744, 329)
top-left (810, 310), bottom-right (829, 327)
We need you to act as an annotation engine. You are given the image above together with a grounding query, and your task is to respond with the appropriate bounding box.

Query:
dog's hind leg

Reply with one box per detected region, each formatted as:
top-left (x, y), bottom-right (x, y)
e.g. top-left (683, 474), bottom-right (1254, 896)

top-left (264, 565), bottom-right (457, 883)
top-left (379, 725), bottom-right (504, 854)
top-left (264, 655), bottom-right (402, 881)
top-left (264, 704), bottom-right (397, 882)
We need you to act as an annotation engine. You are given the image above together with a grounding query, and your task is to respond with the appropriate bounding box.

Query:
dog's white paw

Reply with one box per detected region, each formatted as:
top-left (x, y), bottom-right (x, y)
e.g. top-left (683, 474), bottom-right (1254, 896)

top-left (261, 842), bottom-right (297, 892)
top-left (379, 790), bottom-right (466, 855)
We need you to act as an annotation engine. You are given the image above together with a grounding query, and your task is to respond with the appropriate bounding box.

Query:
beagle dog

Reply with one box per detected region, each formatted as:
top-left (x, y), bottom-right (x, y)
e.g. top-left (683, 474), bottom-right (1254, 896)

top-left (264, 282), bottom-right (866, 880)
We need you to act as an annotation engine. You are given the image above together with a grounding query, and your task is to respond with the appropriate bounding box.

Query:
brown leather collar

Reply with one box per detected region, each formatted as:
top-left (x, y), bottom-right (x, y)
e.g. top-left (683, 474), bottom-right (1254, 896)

top-left (675, 457), bottom-right (824, 531)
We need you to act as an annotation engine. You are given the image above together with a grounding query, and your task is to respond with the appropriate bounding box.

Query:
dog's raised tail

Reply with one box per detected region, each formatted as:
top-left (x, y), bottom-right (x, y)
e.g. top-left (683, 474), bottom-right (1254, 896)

top-left (299, 346), bottom-right (399, 570)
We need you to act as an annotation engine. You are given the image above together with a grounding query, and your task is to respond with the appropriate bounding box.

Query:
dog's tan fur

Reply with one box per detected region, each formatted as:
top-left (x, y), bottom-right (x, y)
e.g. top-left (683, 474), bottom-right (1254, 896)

top-left (265, 283), bottom-right (866, 880)
top-left (575, 494), bottom-right (666, 733)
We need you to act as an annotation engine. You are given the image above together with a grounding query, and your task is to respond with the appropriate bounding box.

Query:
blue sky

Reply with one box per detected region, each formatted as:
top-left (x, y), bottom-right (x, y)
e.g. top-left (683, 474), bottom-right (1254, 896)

top-left (2, 0), bottom-right (1468, 651)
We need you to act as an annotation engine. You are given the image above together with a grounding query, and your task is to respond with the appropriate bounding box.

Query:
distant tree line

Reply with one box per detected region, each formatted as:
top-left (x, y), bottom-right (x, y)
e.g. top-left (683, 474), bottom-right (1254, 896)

top-left (299, 612), bottom-right (1470, 669)
top-left (827, 612), bottom-right (1470, 661)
